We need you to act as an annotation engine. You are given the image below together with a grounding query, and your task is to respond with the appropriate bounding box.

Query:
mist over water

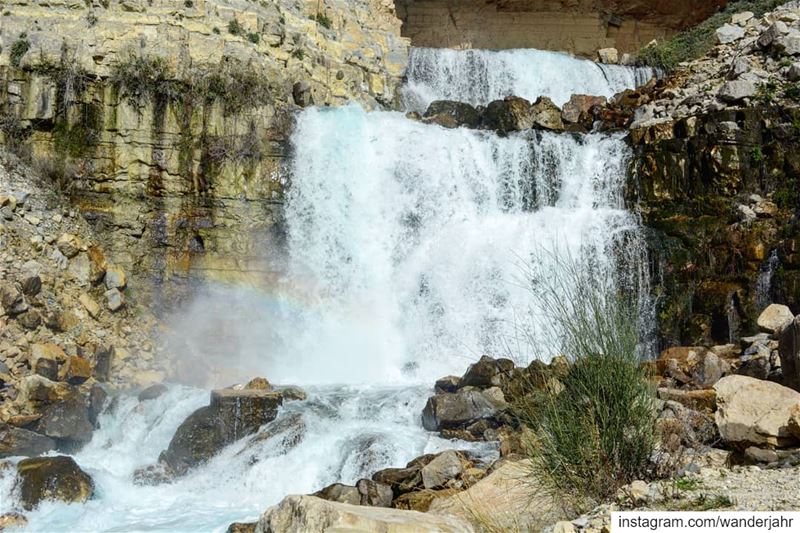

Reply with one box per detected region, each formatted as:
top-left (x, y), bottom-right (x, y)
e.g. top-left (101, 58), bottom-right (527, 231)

top-left (2, 47), bottom-right (653, 531)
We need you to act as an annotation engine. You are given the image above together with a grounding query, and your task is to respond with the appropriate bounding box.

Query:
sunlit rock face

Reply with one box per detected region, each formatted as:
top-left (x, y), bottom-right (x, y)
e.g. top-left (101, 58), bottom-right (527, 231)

top-left (397, 0), bottom-right (728, 57)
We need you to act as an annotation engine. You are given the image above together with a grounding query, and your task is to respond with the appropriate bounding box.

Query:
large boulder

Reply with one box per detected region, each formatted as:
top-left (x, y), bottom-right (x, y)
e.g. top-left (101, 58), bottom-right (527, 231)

top-left (757, 304), bottom-right (794, 334)
top-left (780, 316), bottom-right (800, 390)
top-left (717, 80), bottom-right (756, 103)
top-left (421, 387), bottom-right (507, 431)
top-left (561, 94), bottom-right (606, 125)
top-left (716, 23), bottom-right (745, 44)
top-left (421, 450), bottom-right (464, 489)
top-left (255, 495), bottom-right (473, 533)
top-left (428, 460), bottom-right (562, 530)
top-left (16, 456), bottom-right (94, 510)
top-left (713, 375), bottom-right (800, 447)
top-left (314, 483), bottom-right (361, 505)
top-left (458, 356), bottom-right (515, 389)
top-left (482, 96), bottom-right (534, 134)
top-left (0, 423), bottom-right (56, 458)
top-left (423, 101), bottom-right (481, 129)
top-left (36, 394), bottom-right (94, 451)
top-left (159, 389), bottom-right (283, 475)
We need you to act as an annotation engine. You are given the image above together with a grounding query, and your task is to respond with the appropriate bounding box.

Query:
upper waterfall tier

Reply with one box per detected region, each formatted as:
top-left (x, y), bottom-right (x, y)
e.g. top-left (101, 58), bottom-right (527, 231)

top-left (402, 47), bottom-right (655, 112)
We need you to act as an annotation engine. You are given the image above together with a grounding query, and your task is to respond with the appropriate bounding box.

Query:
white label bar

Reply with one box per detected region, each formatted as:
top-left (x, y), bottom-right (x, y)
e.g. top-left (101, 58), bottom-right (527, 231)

top-left (611, 512), bottom-right (800, 532)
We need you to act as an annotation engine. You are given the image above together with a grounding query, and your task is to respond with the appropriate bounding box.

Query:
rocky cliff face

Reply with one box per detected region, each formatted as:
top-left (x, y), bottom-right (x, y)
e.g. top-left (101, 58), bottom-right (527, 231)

top-left (625, 3), bottom-right (800, 348)
top-left (397, 0), bottom-right (727, 57)
top-left (0, 0), bottom-right (408, 301)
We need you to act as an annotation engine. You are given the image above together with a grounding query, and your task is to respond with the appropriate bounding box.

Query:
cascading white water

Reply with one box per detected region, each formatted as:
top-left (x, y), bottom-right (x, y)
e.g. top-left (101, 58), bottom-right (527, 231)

top-left (1, 47), bottom-right (651, 532)
top-left (403, 47), bottom-right (655, 111)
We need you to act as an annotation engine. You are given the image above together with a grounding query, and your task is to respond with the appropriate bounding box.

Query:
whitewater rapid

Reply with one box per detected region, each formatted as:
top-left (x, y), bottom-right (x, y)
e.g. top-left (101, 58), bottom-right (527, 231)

top-left (0, 47), bottom-right (653, 532)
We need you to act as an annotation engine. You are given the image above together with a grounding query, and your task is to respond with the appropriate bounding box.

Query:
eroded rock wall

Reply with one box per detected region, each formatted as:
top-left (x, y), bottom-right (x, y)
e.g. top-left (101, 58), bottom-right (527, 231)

top-left (0, 0), bottom-right (408, 302)
top-left (397, 0), bottom-right (727, 57)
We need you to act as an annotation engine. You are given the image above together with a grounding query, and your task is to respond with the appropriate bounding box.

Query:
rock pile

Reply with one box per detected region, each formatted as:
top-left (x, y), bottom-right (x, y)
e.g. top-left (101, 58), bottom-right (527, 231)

top-left (0, 154), bottom-right (166, 456)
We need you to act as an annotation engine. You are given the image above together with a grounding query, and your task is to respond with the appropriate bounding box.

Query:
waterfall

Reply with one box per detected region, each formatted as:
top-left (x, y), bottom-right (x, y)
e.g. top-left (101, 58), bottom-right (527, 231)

top-left (2, 47), bottom-right (652, 531)
top-left (282, 105), bottom-right (647, 383)
top-left (403, 47), bottom-right (655, 112)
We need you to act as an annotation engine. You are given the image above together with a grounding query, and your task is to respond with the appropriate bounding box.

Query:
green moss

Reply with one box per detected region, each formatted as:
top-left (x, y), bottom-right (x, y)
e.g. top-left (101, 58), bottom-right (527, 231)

top-left (637, 0), bottom-right (789, 72)
top-left (52, 104), bottom-right (100, 158)
top-left (291, 49), bottom-right (305, 60)
top-left (228, 19), bottom-right (243, 36)
top-left (247, 32), bottom-right (260, 44)
top-left (10, 36), bottom-right (30, 68)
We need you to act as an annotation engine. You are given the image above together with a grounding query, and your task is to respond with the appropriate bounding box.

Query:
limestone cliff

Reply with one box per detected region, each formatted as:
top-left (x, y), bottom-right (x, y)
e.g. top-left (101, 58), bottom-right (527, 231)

top-left (397, 0), bottom-right (727, 57)
top-left (0, 0), bottom-right (408, 301)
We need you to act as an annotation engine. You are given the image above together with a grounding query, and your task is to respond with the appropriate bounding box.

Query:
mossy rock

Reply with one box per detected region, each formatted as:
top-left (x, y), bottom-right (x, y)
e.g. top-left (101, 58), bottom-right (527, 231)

top-left (16, 456), bottom-right (94, 510)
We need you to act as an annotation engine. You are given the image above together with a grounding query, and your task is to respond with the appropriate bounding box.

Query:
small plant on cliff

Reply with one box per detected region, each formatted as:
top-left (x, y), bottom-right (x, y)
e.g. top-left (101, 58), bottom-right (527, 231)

top-left (228, 19), bottom-right (243, 36)
top-left (756, 80), bottom-right (779, 104)
top-left (247, 32), bottom-right (261, 44)
top-left (751, 146), bottom-right (765, 164)
top-left (515, 250), bottom-right (657, 513)
top-left (111, 55), bottom-right (181, 107)
top-left (314, 13), bottom-right (332, 29)
top-left (784, 82), bottom-right (800, 102)
top-left (10, 34), bottom-right (30, 68)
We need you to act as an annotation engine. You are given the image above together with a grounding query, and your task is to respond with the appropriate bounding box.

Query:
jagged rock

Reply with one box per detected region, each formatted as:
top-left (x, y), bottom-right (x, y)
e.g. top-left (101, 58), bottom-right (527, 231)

top-left (36, 394), bottom-right (93, 450)
top-left (158, 389), bottom-right (283, 475)
top-left (423, 101), bottom-right (481, 129)
top-left (435, 376), bottom-right (460, 394)
top-left (393, 488), bottom-right (457, 512)
top-left (245, 377), bottom-right (272, 390)
top-left (788, 63), bottom-right (800, 81)
top-left (356, 478), bottom-right (393, 507)
top-left (314, 483), bottom-right (360, 505)
top-left (18, 309), bottom-right (42, 330)
top-left (278, 386), bottom-right (307, 402)
top-left (0, 423), bottom-right (56, 458)
top-left (227, 522), bottom-right (257, 533)
top-left (421, 387), bottom-right (507, 431)
top-left (732, 11), bottom-right (754, 25)
top-left (421, 450), bottom-right (463, 489)
top-left (256, 495), bottom-right (473, 533)
top-left (758, 21), bottom-right (789, 49)
top-left (758, 304), bottom-right (794, 334)
top-left (79, 293), bottom-right (101, 319)
top-left (717, 80), bottom-right (756, 103)
top-left (458, 356), bottom-right (515, 389)
top-left (561, 94), bottom-right (606, 124)
top-left (716, 24), bottom-right (745, 44)
top-left (775, 34), bottom-right (800, 55)
top-left (530, 96), bottom-right (565, 131)
top-left (372, 464), bottom-right (423, 497)
top-left (657, 388), bottom-right (717, 412)
top-left (55, 234), bottom-right (82, 258)
top-left (138, 383), bottom-right (168, 402)
top-left (482, 96), bottom-right (534, 134)
top-left (19, 273), bottom-right (41, 297)
top-left (713, 375), bottom-right (800, 447)
top-left (0, 281), bottom-right (24, 314)
top-left (60, 356), bottom-right (92, 385)
top-left (88, 384), bottom-right (108, 426)
top-left (16, 456), bottom-right (94, 510)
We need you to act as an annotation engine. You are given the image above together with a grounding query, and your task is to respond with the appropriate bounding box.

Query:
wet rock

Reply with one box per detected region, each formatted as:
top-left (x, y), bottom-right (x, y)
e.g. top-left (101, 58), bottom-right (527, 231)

top-left (278, 385), bottom-right (307, 402)
top-left (245, 377), bottom-right (271, 390)
top-left (0, 423), bottom-right (56, 458)
top-left (292, 81), bottom-right (313, 107)
top-left (421, 450), bottom-right (463, 489)
top-left (421, 387), bottom-right (507, 431)
top-left (226, 522), bottom-right (256, 533)
top-left (36, 394), bottom-right (93, 450)
top-left (138, 383), bottom-right (168, 402)
top-left (530, 96), bottom-right (565, 131)
top-left (717, 80), bottom-right (756, 103)
top-left (422, 100), bottom-right (480, 129)
top-left (780, 316), bottom-right (800, 390)
top-left (159, 389), bottom-right (283, 475)
top-left (758, 304), bottom-right (794, 334)
top-left (16, 455), bottom-right (94, 510)
top-left (561, 94), bottom-right (606, 125)
top-left (458, 356), bottom-right (515, 389)
top-left (93, 344), bottom-right (114, 382)
top-left (372, 465), bottom-right (422, 497)
top-left (88, 383), bottom-right (108, 426)
top-left (314, 482), bottom-right (360, 505)
top-left (257, 495), bottom-right (472, 532)
top-left (482, 96), bottom-right (534, 134)
top-left (714, 375), bottom-right (800, 447)
top-left (435, 376), bottom-right (460, 394)
top-left (356, 478), bottom-right (393, 507)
